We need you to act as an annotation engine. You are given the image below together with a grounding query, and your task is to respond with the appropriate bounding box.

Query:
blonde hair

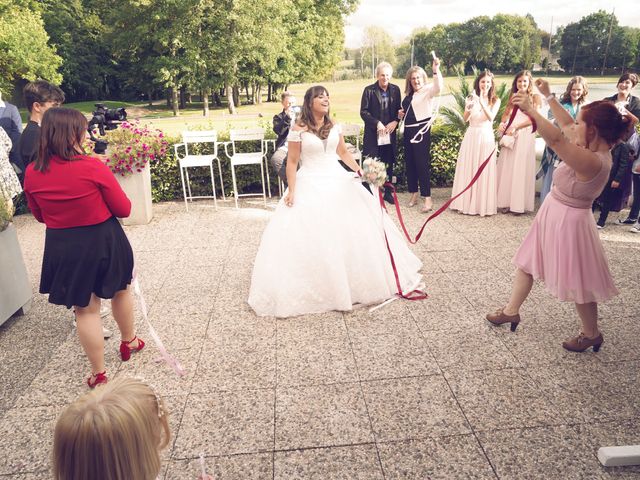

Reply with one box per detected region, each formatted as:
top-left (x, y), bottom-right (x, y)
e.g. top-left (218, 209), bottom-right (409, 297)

top-left (53, 376), bottom-right (170, 480)
top-left (404, 66), bottom-right (428, 96)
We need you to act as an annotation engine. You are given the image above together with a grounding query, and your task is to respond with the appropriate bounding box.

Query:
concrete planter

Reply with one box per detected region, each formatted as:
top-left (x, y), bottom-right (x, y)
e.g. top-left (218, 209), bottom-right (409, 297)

top-left (116, 165), bottom-right (153, 225)
top-left (0, 224), bottom-right (32, 326)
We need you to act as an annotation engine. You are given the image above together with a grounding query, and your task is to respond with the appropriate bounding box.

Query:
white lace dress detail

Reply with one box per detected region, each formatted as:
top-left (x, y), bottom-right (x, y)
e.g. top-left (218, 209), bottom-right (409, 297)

top-left (248, 124), bottom-right (422, 317)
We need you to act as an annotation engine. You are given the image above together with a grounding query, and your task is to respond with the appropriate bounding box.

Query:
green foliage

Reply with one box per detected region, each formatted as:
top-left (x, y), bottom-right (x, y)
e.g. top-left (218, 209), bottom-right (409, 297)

top-left (0, 0), bottom-right (62, 93)
top-left (439, 75), bottom-right (473, 132)
top-left (150, 121), bottom-right (460, 203)
top-left (558, 11), bottom-right (640, 73)
top-left (358, 26), bottom-right (396, 76)
top-left (428, 124), bottom-right (464, 187)
top-left (399, 14), bottom-right (540, 75)
top-left (438, 72), bottom-right (510, 135)
top-left (40, 0), bottom-right (114, 100)
top-left (0, 194), bottom-right (14, 232)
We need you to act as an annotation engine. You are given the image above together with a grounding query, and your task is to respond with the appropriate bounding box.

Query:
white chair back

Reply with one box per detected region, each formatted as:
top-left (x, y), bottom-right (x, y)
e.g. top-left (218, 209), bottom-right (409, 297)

top-left (229, 128), bottom-right (265, 156)
top-left (341, 123), bottom-right (361, 138)
top-left (182, 130), bottom-right (218, 156)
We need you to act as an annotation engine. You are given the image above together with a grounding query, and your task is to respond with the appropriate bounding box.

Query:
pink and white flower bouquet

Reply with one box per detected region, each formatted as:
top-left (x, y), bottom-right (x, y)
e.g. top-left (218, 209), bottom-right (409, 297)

top-left (361, 157), bottom-right (387, 188)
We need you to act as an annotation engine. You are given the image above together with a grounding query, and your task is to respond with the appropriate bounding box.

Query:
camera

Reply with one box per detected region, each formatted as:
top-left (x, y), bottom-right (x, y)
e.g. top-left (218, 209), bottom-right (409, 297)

top-left (88, 103), bottom-right (127, 136)
top-left (87, 103), bottom-right (127, 154)
top-left (288, 97), bottom-right (301, 119)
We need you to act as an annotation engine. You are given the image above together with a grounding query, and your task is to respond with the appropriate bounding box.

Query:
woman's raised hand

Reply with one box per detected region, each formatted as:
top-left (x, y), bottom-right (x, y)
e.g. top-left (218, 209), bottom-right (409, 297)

top-left (535, 78), bottom-right (551, 98)
top-left (511, 92), bottom-right (533, 113)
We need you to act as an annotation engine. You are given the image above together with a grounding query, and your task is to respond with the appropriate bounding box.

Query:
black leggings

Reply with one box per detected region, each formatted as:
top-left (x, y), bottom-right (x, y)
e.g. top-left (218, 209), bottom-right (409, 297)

top-left (404, 126), bottom-right (432, 197)
top-left (630, 174), bottom-right (640, 220)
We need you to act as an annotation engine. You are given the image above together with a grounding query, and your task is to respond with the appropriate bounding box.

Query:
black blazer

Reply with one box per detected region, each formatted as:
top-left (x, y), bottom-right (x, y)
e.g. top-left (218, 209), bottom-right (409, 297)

top-left (360, 82), bottom-right (401, 157)
top-left (272, 110), bottom-right (291, 150)
top-left (603, 93), bottom-right (640, 118)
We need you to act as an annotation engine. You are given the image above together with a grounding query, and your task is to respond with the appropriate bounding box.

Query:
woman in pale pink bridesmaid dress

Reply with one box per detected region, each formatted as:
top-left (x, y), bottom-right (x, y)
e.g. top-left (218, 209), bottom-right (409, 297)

top-left (496, 70), bottom-right (541, 214)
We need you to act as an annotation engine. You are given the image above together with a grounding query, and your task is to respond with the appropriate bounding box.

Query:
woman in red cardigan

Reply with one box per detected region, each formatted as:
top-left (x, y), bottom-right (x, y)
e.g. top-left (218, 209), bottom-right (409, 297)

top-left (24, 108), bottom-right (144, 388)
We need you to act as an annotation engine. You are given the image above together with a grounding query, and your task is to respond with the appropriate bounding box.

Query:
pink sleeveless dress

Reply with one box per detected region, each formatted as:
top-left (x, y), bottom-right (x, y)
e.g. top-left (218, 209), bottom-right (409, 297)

top-left (513, 151), bottom-right (618, 303)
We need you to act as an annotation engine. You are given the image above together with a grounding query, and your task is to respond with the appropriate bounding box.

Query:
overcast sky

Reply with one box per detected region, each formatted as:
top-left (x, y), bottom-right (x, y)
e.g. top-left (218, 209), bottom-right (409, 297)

top-left (344, 0), bottom-right (639, 48)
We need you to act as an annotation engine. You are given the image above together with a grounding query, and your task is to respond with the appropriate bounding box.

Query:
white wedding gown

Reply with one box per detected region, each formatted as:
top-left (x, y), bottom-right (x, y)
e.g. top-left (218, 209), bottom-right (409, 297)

top-left (248, 125), bottom-right (422, 318)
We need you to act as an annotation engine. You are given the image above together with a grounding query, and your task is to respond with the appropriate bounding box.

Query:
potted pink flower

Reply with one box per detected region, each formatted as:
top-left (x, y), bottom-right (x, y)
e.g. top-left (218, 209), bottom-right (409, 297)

top-left (97, 121), bottom-right (168, 225)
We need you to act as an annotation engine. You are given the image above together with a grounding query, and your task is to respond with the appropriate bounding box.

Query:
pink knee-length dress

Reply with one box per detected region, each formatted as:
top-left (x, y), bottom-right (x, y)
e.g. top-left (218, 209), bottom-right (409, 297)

top-left (513, 151), bottom-right (619, 303)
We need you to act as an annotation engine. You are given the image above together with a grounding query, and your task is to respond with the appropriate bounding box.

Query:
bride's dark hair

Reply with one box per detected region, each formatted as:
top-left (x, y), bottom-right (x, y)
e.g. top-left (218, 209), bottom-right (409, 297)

top-left (298, 86), bottom-right (333, 140)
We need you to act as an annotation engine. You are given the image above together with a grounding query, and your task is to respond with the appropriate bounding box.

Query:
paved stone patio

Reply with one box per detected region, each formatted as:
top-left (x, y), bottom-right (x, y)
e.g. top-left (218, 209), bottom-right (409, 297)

top-left (1, 189), bottom-right (639, 479)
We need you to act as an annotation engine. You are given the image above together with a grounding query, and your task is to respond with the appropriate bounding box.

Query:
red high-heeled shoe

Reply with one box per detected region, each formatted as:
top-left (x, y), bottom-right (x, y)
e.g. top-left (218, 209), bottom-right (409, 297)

top-left (87, 371), bottom-right (107, 389)
top-left (120, 336), bottom-right (145, 361)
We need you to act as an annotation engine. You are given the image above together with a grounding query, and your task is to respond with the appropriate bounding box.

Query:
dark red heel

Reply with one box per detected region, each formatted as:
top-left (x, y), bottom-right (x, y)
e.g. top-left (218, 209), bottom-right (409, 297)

top-left (120, 336), bottom-right (145, 361)
top-left (87, 371), bottom-right (107, 389)
top-left (510, 321), bottom-right (519, 332)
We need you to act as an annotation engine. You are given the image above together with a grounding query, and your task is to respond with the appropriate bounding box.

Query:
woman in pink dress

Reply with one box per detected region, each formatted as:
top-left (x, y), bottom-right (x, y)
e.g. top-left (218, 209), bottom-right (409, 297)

top-left (450, 70), bottom-right (501, 216)
top-left (496, 70), bottom-right (541, 214)
top-left (486, 79), bottom-right (633, 352)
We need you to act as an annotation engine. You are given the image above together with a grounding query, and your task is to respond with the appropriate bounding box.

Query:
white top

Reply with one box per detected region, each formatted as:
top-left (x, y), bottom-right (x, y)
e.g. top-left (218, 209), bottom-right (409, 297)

top-left (409, 71), bottom-right (444, 121)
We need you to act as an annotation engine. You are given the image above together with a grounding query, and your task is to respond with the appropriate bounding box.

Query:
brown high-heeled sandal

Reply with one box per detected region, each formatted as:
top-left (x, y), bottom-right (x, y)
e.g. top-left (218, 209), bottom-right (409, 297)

top-left (408, 193), bottom-right (419, 208)
top-left (562, 332), bottom-right (603, 352)
top-left (486, 308), bottom-right (521, 332)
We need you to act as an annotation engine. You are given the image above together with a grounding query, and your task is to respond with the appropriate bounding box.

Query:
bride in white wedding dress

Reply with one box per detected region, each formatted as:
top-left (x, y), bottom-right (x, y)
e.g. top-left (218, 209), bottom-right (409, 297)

top-left (248, 86), bottom-right (422, 317)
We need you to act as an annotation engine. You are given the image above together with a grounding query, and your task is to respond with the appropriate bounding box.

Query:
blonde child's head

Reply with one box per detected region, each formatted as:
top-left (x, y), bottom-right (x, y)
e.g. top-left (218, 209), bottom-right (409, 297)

top-left (53, 376), bottom-right (170, 480)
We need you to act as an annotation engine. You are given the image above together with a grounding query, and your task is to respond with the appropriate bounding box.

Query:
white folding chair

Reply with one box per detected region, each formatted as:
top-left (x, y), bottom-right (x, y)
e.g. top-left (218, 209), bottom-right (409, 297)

top-left (224, 128), bottom-right (267, 208)
top-left (174, 130), bottom-right (225, 211)
top-left (341, 123), bottom-right (363, 165)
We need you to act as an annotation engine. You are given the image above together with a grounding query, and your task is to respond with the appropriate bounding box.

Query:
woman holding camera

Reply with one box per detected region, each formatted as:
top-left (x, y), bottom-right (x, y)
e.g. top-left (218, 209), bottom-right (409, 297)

top-left (23, 107), bottom-right (144, 388)
top-left (449, 70), bottom-right (501, 216)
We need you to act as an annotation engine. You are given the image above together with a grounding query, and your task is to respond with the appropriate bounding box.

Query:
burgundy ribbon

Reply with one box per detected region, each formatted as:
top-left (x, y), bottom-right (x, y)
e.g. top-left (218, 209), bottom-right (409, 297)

top-left (377, 105), bottom-right (536, 299)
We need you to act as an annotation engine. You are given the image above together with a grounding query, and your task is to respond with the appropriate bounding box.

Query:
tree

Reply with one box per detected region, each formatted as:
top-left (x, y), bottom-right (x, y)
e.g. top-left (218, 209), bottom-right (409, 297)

top-left (359, 26), bottom-right (395, 77)
top-left (558, 10), bottom-right (629, 74)
top-left (40, 0), bottom-right (115, 101)
top-left (0, 0), bottom-right (62, 94)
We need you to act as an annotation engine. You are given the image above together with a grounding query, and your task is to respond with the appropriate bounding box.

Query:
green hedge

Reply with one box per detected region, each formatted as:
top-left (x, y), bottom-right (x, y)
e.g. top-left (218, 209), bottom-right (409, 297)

top-left (150, 122), bottom-right (463, 202)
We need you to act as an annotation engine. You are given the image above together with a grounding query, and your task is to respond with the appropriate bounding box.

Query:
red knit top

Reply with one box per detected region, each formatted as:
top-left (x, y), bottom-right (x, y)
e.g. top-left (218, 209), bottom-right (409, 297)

top-left (24, 155), bottom-right (131, 229)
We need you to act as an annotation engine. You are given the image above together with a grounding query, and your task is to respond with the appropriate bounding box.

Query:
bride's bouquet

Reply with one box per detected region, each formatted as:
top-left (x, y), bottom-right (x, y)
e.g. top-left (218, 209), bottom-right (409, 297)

top-left (361, 157), bottom-right (387, 188)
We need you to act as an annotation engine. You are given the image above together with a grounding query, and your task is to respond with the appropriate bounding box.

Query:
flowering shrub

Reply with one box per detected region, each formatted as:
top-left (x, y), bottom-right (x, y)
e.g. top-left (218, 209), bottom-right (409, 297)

top-left (97, 121), bottom-right (168, 177)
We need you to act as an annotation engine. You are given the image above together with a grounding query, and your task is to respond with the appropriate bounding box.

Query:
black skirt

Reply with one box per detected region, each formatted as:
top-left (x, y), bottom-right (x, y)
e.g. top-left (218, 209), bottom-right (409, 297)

top-left (40, 216), bottom-right (134, 308)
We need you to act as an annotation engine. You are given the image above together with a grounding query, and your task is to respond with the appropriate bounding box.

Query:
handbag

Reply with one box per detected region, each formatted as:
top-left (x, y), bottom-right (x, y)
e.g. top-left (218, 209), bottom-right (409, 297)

top-left (499, 134), bottom-right (515, 149)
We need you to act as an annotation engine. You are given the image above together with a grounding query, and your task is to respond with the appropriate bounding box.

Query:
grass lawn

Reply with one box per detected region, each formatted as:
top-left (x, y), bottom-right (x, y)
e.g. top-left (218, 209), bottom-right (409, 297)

top-left (18, 75), bottom-right (620, 137)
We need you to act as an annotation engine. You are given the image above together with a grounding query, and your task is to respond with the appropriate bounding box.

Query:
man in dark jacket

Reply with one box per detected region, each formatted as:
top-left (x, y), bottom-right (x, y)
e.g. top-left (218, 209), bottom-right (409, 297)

top-left (17, 81), bottom-right (65, 182)
top-left (270, 91), bottom-right (296, 187)
top-left (360, 61), bottom-right (402, 204)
